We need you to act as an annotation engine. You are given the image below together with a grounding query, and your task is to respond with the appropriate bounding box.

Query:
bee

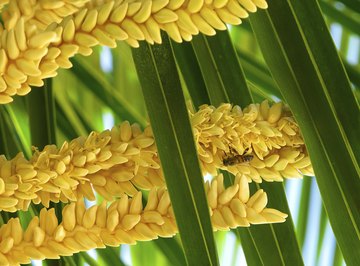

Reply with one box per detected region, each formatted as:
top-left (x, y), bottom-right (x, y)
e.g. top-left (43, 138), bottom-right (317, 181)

top-left (222, 147), bottom-right (254, 166)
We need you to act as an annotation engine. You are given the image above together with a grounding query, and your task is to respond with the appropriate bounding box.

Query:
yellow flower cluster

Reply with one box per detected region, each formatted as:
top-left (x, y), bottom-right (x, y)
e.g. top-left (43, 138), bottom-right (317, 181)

top-left (2, 0), bottom-right (89, 31)
top-left (0, 0), bottom-right (268, 103)
top-left (0, 174), bottom-right (287, 266)
top-left (191, 101), bottom-right (313, 181)
top-left (0, 101), bottom-right (312, 212)
top-left (0, 121), bottom-right (163, 212)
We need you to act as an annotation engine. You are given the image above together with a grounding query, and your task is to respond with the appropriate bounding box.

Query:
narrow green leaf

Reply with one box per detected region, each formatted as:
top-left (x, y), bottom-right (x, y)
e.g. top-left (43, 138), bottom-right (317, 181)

top-left (0, 107), bottom-right (22, 158)
top-left (343, 59), bottom-right (360, 89)
top-left (297, 2), bottom-right (360, 162)
top-left (0, 102), bottom-right (31, 157)
top-left (296, 176), bottom-right (312, 248)
top-left (235, 48), bottom-right (282, 100)
top-left (112, 44), bottom-right (147, 119)
top-left (131, 242), bottom-right (167, 266)
top-left (79, 252), bottom-right (99, 266)
top-left (70, 57), bottom-right (146, 126)
top-left (191, 34), bottom-right (230, 106)
top-left (171, 41), bottom-right (210, 107)
top-left (204, 31), bottom-right (253, 106)
top-left (339, 29), bottom-right (351, 57)
top-left (27, 80), bottom-right (56, 149)
top-left (153, 237), bottom-right (186, 266)
top-left (236, 225), bottom-right (263, 266)
top-left (96, 247), bottom-right (125, 266)
top-left (334, 0), bottom-right (360, 13)
top-left (252, 182), bottom-right (303, 265)
top-left (334, 243), bottom-right (344, 266)
top-left (250, 1), bottom-right (360, 263)
top-left (320, 1), bottom-right (360, 35)
top-left (132, 34), bottom-right (219, 266)
top-left (233, 13), bottom-right (358, 99)
top-left (190, 31), bottom-right (254, 106)
top-left (174, 36), bottom-right (271, 106)
top-left (247, 82), bottom-right (276, 102)
top-left (214, 231), bottom-right (227, 261)
top-left (55, 99), bottom-right (80, 140)
top-left (70, 97), bottom-right (103, 132)
top-left (315, 206), bottom-right (328, 265)
top-left (55, 88), bottom-right (89, 138)
top-left (61, 256), bottom-right (78, 266)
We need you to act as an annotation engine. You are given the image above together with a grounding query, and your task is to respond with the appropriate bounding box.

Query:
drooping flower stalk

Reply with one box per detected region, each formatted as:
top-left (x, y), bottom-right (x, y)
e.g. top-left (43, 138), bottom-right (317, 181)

top-left (0, 174), bottom-right (287, 266)
top-left (0, 0), bottom-right (268, 103)
top-left (0, 101), bottom-right (312, 212)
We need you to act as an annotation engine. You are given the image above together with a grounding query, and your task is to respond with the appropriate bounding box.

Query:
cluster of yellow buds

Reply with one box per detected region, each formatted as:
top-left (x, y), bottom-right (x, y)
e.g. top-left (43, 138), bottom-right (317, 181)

top-left (0, 121), bottom-right (163, 212)
top-left (191, 101), bottom-right (313, 181)
top-left (0, 0), bottom-right (268, 103)
top-left (1, 0), bottom-right (90, 30)
top-left (0, 174), bottom-right (287, 266)
top-left (0, 100), bottom-right (312, 213)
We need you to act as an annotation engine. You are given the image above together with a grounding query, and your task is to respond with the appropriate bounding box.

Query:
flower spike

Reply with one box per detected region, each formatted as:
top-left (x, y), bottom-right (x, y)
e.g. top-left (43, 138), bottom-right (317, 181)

top-left (0, 0), bottom-right (268, 103)
top-left (0, 173), bottom-right (287, 266)
top-left (0, 101), bottom-right (312, 212)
